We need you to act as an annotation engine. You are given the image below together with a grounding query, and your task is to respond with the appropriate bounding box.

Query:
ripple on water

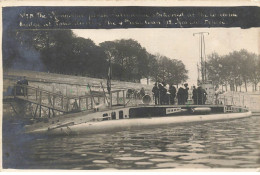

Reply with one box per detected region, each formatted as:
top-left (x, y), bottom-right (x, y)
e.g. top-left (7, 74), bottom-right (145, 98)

top-left (156, 162), bottom-right (179, 168)
top-left (134, 150), bottom-right (146, 153)
top-left (135, 162), bottom-right (154, 165)
top-left (218, 149), bottom-right (246, 154)
top-left (155, 162), bottom-right (210, 169)
top-left (145, 151), bottom-right (188, 157)
top-left (182, 153), bottom-right (221, 159)
top-left (191, 158), bottom-right (250, 167)
top-left (114, 157), bottom-right (149, 161)
top-left (93, 160), bottom-right (109, 164)
top-left (149, 158), bottom-right (173, 162)
top-left (4, 116), bottom-right (260, 169)
top-left (146, 148), bottom-right (161, 152)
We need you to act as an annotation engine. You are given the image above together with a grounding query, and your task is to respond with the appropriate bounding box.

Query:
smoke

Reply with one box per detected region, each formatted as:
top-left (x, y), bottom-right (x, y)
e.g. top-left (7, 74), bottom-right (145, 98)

top-left (3, 7), bottom-right (47, 72)
top-left (11, 45), bottom-right (46, 72)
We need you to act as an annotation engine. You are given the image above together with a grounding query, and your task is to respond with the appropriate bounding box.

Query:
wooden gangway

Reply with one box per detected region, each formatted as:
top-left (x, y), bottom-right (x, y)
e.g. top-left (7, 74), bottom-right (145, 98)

top-left (3, 84), bottom-right (126, 118)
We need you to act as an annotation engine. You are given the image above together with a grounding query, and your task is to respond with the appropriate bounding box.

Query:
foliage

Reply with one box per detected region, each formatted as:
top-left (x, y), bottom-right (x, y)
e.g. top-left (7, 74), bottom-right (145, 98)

top-left (207, 50), bottom-right (260, 91)
top-left (154, 54), bottom-right (188, 85)
top-left (3, 30), bottom-right (188, 84)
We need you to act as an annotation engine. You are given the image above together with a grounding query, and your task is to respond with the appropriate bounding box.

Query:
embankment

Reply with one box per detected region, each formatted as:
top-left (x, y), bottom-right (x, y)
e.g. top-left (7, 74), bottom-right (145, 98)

top-left (3, 69), bottom-right (153, 97)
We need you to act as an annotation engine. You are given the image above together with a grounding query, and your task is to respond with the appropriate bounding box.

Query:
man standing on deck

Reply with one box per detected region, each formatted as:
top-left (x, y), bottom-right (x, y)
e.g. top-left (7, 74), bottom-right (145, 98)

top-left (197, 86), bottom-right (203, 105)
top-left (169, 84), bottom-right (176, 105)
top-left (192, 86), bottom-right (198, 105)
top-left (177, 86), bottom-right (184, 105)
top-left (152, 83), bottom-right (159, 105)
top-left (158, 83), bottom-right (166, 105)
top-left (202, 88), bottom-right (207, 105)
top-left (184, 83), bottom-right (189, 104)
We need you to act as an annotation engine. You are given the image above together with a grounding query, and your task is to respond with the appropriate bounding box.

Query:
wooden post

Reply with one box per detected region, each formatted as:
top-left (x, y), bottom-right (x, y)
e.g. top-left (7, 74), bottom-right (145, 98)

top-left (123, 90), bottom-right (125, 106)
top-left (35, 88), bottom-right (38, 101)
top-left (91, 97), bottom-right (93, 109)
top-left (53, 95), bottom-right (56, 108)
top-left (100, 82), bottom-right (109, 104)
top-left (33, 105), bottom-right (38, 119)
top-left (39, 91), bottom-right (42, 105)
top-left (110, 92), bottom-right (112, 108)
top-left (61, 95), bottom-right (64, 109)
top-left (26, 86), bottom-right (29, 99)
top-left (14, 85), bottom-right (16, 97)
top-left (117, 91), bottom-right (119, 104)
top-left (39, 106), bottom-right (42, 118)
top-left (79, 97), bottom-right (81, 110)
top-left (52, 109), bottom-right (55, 117)
top-left (77, 85), bottom-right (79, 96)
top-left (86, 97), bottom-right (88, 110)
top-left (66, 98), bottom-right (69, 112)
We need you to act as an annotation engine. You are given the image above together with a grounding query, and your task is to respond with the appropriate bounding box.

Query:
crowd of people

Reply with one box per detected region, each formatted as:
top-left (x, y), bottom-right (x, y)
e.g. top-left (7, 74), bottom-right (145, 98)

top-left (192, 86), bottom-right (208, 105)
top-left (152, 82), bottom-right (208, 105)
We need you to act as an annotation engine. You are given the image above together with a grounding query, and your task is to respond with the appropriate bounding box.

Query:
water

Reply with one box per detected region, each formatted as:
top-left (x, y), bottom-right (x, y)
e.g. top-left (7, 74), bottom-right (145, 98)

top-left (3, 116), bottom-right (260, 170)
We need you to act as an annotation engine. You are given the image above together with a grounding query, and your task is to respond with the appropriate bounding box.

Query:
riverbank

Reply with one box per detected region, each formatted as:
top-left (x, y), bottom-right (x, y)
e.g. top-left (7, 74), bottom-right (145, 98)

top-left (3, 69), bottom-right (153, 96)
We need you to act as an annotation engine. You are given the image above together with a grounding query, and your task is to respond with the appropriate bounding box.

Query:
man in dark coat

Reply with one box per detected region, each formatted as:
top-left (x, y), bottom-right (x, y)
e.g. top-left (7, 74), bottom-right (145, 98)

top-left (169, 84), bottom-right (176, 105)
top-left (192, 86), bottom-right (198, 105)
top-left (197, 86), bottom-right (203, 105)
top-left (202, 88), bottom-right (207, 105)
top-left (152, 83), bottom-right (159, 105)
top-left (177, 86), bottom-right (184, 105)
top-left (158, 83), bottom-right (167, 105)
top-left (183, 83), bottom-right (189, 104)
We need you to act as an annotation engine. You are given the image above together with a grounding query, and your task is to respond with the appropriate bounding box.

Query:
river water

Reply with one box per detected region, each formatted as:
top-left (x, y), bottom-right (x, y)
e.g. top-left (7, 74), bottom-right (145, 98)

top-left (2, 116), bottom-right (260, 170)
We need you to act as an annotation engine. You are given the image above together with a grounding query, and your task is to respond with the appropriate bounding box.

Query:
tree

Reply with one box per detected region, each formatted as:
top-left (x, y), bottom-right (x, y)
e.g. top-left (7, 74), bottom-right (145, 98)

top-left (100, 39), bottom-right (149, 82)
top-left (3, 29), bottom-right (108, 78)
top-left (249, 55), bottom-right (260, 91)
top-left (153, 54), bottom-right (188, 86)
top-left (207, 49), bottom-right (259, 92)
top-left (147, 53), bottom-right (160, 82)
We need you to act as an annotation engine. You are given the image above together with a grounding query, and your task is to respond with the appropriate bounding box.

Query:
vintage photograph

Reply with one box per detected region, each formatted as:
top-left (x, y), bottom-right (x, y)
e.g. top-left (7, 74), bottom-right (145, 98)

top-left (1, 2), bottom-right (260, 170)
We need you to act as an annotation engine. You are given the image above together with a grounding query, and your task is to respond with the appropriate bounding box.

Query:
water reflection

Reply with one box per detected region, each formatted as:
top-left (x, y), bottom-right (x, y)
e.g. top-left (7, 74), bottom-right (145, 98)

top-left (3, 116), bottom-right (260, 169)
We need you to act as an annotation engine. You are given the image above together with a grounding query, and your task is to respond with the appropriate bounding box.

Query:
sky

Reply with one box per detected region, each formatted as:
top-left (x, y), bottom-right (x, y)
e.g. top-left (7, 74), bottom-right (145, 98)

top-left (72, 28), bottom-right (259, 85)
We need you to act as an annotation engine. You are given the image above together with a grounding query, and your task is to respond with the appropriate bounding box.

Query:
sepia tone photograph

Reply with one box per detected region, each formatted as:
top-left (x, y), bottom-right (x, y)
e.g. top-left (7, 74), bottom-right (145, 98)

top-left (1, 1), bottom-right (260, 171)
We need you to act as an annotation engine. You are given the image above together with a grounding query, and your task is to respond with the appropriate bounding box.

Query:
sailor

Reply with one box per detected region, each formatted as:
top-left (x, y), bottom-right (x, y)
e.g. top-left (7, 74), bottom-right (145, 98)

top-left (197, 86), bottom-right (203, 105)
top-left (202, 88), bottom-right (207, 105)
top-left (177, 86), bottom-right (185, 105)
top-left (192, 86), bottom-right (198, 105)
top-left (215, 87), bottom-right (221, 104)
top-left (183, 83), bottom-right (189, 104)
top-left (162, 82), bottom-right (168, 105)
top-left (152, 83), bottom-right (159, 105)
top-left (169, 84), bottom-right (176, 105)
top-left (158, 83), bottom-right (167, 105)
